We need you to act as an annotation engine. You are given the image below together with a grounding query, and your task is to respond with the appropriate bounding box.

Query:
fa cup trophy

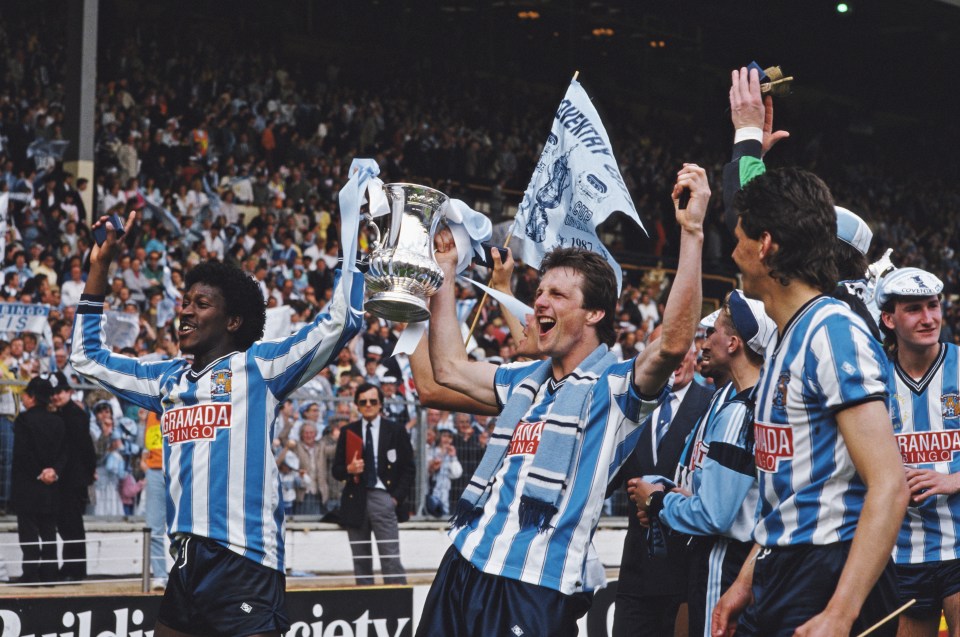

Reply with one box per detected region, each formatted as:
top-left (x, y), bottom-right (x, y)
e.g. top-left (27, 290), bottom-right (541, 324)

top-left (363, 183), bottom-right (449, 322)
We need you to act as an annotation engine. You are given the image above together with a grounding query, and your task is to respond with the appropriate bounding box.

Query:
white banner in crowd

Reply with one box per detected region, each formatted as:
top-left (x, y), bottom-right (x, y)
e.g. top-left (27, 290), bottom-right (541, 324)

top-left (0, 303), bottom-right (51, 335)
top-left (512, 79), bottom-right (645, 293)
top-left (264, 305), bottom-right (296, 340)
top-left (103, 311), bottom-right (140, 350)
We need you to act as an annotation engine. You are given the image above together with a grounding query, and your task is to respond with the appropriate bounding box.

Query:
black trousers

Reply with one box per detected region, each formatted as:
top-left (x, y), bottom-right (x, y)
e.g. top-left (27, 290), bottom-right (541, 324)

top-left (613, 591), bottom-right (682, 637)
top-left (57, 492), bottom-right (88, 579)
top-left (18, 511), bottom-right (58, 582)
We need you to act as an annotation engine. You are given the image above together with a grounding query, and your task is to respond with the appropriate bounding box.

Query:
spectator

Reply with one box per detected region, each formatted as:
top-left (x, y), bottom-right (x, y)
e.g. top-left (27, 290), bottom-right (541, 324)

top-left (0, 272), bottom-right (19, 300)
top-left (140, 409), bottom-right (167, 588)
top-left (424, 424), bottom-right (463, 518)
top-left (448, 411), bottom-right (483, 505)
top-left (0, 340), bottom-right (19, 511)
top-left (122, 258), bottom-right (152, 306)
top-left (292, 421), bottom-right (326, 515)
top-left (12, 376), bottom-right (66, 583)
top-left (59, 264), bottom-right (86, 308)
top-left (332, 383), bottom-right (415, 585)
top-left (277, 451), bottom-right (301, 516)
top-left (274, 399), bottom-right (299, 448)
top-left (94, 429), bottom-right (127, 517)
top-left (381, 376), bottom-right (413, 431)
top-left (51, 372), bottom-right (97, 582)
top-left (4, 251), bottom-right (33, 286)
top-left (119, 467), bottom-right (144, 516)
top-left (319, 414), bottom-right (346, 516)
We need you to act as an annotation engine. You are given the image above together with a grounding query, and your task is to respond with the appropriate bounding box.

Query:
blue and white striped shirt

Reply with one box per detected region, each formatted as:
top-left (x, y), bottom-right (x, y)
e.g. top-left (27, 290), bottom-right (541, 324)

top-left (449, 358), bottom-right (665, 595)
top-left (674, 382), bottom-right (736, 489)
top-left (753, 296), bottom-right (889, 547)
top-left (662, 387), bottom-right (759, 543)
top-left (889, 343), bottom-right (960, 564)
top-left (71, 270), bottom-right (364, 571)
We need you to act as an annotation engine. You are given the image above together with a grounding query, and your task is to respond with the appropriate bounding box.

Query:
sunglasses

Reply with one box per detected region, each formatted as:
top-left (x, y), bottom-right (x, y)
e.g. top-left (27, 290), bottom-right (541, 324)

top-left (357, 398), bottom-right (380, 407)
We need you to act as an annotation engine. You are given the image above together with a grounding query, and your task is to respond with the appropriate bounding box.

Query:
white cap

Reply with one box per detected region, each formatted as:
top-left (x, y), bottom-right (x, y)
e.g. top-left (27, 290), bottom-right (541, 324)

top-left (699, 309), bottom-right (720, 330)
top-left (726, 291), bottom-right (776, 356)
top-left (875, 267), bottom-right (944, 308)
top-left (283, 453), bottom-right (300, 470)
top-left (835, 206), bottom-right (873, 256)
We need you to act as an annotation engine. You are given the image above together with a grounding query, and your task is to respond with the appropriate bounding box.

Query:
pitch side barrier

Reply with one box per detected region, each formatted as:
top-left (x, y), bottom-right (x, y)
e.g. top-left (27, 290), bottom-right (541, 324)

top-left (0, 579), bottom-right (640, 637)
top-left (0, 519), bottom-right (632, 634)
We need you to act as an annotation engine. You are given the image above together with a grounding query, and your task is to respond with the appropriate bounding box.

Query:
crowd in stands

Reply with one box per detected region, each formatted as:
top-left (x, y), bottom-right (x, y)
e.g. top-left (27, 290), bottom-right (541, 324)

top-left (0, 3), bottom-right (957, 532)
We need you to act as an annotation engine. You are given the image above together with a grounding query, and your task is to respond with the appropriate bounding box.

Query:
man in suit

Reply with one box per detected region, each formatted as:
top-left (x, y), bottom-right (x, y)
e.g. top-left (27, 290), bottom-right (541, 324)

top-left (332, 382), bottom-right (415, 585)
top-left (612, 343), bottom-right (714, 637)
top-left (51, 372), bottom-right (97, 581)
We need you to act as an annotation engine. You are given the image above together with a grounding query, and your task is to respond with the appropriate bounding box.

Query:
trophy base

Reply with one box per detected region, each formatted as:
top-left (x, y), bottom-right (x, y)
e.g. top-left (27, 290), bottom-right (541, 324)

top-left (366, 290), bottom-right (431, 323)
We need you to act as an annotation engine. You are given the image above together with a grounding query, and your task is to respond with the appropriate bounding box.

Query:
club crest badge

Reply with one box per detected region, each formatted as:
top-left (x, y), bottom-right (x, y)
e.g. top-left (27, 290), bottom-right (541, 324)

top-left (943, 393), bottom-right (960, 420)
top-left (772, 372), bottom-right (790, 409)
top-left (211, 369), bottom-right (232, 397)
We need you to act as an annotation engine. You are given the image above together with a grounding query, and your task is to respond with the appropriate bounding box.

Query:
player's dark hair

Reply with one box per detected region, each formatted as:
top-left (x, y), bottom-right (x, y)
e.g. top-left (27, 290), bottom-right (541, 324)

top-left (540, 247), bottom-right (618, 347)
top-left (734, 168), bottom-right (838, 293)
top-left (185, 261), bottom-right (266, 350)
top-left (835, 240), bottom-right (869, 282)
top-left (878, 312), bottom-right (898, 358)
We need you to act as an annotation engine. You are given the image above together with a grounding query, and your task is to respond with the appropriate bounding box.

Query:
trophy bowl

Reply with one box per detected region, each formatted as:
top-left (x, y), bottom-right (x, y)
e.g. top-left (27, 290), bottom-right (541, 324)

top-left (364, 183), bottom-right (449, 322)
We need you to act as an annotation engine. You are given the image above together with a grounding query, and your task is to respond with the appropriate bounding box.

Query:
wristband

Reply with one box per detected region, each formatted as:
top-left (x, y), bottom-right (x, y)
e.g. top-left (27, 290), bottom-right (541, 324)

top-left (734, 127), bottom-right (763, 144)
top-left (645, 490), bottom-right (666, 519)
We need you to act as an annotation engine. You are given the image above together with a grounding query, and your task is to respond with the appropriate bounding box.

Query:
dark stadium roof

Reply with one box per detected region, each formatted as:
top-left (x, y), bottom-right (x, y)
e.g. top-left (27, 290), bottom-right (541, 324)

top-left (140, 0), bottom-right (956, 125)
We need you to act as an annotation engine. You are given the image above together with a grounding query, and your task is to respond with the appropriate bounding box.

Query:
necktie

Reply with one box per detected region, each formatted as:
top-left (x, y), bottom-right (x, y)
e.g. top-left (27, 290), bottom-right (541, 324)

top-left (364, 422), bottom-right (377, 488)
top-left (655, 395), bottom-right (674, 448)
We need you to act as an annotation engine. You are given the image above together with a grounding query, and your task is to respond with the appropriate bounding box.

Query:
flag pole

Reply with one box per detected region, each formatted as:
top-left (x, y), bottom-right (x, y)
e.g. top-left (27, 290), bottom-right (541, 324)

top-left (855, 599), bottom-right (915, 637)
top-left (464, 69), bottom-right (581, 345)
top-left (465, 233), bottom-right (514, 343)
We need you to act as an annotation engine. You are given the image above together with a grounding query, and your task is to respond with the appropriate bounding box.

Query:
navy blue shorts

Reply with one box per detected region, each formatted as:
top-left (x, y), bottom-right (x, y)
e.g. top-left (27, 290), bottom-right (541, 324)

top-left (896, 558), bottom-right (960, 619)
top-left (736, 542), bottom-right (899, 637)
top-left (157, 535), bottom-right (290, 637)
top-left (687, 536), bottom-right (753, 637)
top-left (415, 546), bottom-right (592, 637)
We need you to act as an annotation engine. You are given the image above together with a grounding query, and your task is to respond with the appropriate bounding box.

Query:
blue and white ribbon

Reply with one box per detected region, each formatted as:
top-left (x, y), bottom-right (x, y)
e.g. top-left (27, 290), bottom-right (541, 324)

top-left (337, 158), bottom-right (383, 311)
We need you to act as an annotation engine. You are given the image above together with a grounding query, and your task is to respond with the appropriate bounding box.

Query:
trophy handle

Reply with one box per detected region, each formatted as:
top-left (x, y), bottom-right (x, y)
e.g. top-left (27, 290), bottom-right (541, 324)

top-left (428, 210), bottom-right (446, 263)
top-left (364, 213), bottom-right (382, 251)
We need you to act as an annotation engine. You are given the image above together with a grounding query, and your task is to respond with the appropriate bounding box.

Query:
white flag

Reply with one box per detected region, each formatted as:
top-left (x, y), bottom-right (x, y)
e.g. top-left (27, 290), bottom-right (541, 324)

top-left (0, 302), bottom-right (50, 335)
top-left (513, 80), bottom-right (645, 293)
top-left (104, 311), bottom-right (140, 350)
top-left (264, 305), bottom-right (296, 340)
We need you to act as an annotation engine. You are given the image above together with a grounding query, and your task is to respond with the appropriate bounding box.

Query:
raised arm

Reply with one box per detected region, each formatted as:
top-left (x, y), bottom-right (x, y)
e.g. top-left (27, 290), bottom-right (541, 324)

top-left (633, 164), bottom-right (707, 396)
top-left (409, 328), bottom-right (499, 415)
top-left (252, 268), bottom-right (365, 399)
top-left (70, 211), bottom-right (174, 413)
top-left (722, 67), bottom-right (788, 233)
top-left (429, 228), bottom-right (499, 406)
top-left (488, 247), bottom-right (526, 345)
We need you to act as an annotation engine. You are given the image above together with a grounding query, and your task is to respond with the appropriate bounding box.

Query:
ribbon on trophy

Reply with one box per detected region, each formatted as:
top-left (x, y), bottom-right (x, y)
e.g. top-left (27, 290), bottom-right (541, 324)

top-left (338, 158), bottom-right (383, 315)
top-left (457, 276), bottom-right (534, 327)
top-left (392, 197), bottom-right (495, 355)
